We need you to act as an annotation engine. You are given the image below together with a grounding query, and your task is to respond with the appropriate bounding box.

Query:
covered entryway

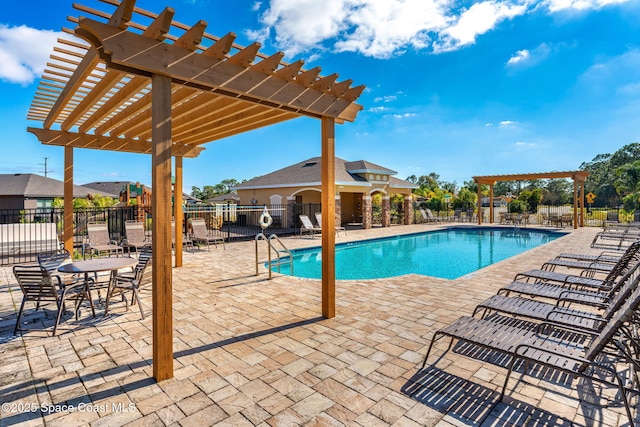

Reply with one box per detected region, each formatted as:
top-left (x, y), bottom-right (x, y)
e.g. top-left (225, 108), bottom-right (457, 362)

top-left (26, 0), bottom-right (364, 381)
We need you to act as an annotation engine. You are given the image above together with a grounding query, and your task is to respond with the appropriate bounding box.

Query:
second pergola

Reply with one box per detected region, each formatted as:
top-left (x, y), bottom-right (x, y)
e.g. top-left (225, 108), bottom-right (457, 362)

top-left (473, 171), bottom-right (589, 228)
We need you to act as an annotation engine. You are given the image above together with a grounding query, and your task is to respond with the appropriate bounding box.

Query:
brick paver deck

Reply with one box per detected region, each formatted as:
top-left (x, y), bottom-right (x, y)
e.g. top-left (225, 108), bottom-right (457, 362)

top-left (0, 224), bottom-right (636, 426)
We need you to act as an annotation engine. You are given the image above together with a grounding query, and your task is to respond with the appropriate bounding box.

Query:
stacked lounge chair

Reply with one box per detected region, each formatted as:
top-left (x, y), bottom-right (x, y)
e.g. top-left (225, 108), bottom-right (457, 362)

top-left (418, 237), bottom-right (640, 426)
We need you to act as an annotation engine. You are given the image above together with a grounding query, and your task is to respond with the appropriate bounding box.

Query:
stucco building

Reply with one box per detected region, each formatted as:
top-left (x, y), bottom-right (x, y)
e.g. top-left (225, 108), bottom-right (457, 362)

top-left (233, 157), bottom-right (417, 228)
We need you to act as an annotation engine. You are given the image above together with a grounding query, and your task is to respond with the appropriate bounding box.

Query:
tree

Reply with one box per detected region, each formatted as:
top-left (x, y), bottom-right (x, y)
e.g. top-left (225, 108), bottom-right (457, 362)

top-left (543, 179), bottom-right (572, 205)
top-left (493, 181), bottom-right (516, 197)
top-left (452, 187), bottom-right (477, 209)
top-left (580, 142), bottom-right (640, 207)
top-left (518, 188), bottom-right (543, 211)
top-left (615, 160), bottom-right (640, 212)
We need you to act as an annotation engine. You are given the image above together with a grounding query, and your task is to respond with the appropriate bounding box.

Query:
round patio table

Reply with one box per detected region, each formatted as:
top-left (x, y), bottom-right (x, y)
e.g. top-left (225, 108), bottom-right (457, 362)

top-left (58, 257), bottom-right (138, 313)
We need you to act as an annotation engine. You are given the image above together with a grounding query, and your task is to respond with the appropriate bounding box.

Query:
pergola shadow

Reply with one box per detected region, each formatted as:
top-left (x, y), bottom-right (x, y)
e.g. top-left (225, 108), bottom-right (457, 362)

top-left (0, 316), bottom-right (325, 426)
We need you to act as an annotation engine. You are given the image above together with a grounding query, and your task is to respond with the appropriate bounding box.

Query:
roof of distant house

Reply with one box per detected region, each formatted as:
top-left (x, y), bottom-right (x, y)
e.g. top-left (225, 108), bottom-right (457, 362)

top-left (82, 181), bottom-right (139, 198)
top-left (0, 173), bottom-right (106, 198)
top-left (233, 157), bottom-right (417, 190)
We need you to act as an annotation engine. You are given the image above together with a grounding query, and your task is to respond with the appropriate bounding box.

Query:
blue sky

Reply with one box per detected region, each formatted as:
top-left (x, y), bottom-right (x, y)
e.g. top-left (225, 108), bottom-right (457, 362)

top-left (1, 0), bottom-right (639, 193)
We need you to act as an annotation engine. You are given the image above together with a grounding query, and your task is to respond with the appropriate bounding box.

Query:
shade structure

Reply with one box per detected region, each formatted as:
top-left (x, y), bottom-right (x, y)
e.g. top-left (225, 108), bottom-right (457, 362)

top-left (473, 171), bottom-right (589, 229)
top-left (26, 0), bottom-right (365, 381)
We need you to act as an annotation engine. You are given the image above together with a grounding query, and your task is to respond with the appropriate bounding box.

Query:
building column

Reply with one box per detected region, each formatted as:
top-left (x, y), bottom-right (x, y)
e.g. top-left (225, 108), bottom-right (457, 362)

top-left (382, 196), bottom-right (391, 227)
top-left (335, 194), bottom-right (342, 226)
top-left (404, 195), bottom-right (413, 225)
top-left (363, 195), bottom-right (372, 229)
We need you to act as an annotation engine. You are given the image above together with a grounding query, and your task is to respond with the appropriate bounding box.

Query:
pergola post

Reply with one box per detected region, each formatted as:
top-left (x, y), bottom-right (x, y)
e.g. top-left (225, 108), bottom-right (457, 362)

top-left (63, 147), bottom-right (74, 254)
top-left (321, 117), bottom-right (336, 319)
top-left (476, 184), bottom-right (482, 225)
top-left (489, 184), bottom-right (494, 224)
top-left (174, 156), bottom-right (183, 268)
top-left (151, 73), bottom-right (173, 381)
top-left (573, 178), bottom-right (578, 229)
top-left (580, 178), bottom-right (585, 227)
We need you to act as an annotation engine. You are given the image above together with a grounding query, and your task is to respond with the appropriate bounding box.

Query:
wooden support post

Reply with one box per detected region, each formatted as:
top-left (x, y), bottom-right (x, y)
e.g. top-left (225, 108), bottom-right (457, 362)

top-left (573, 178), bottom-right (578, 229)
top-left (489, 184), bottom-right (494, 224)
top-left (174, 156), bottom-right (183, 267)
top-left (63, 147), bottom-right (74, 254)
top-left (151, 73), bottom-right (173, 381)
top-left (321, 116), bottom-right (336, 319)
top-left (580, 179), bottom-right (585, 227)
top-left (477, 183), bottom-right (482, 225)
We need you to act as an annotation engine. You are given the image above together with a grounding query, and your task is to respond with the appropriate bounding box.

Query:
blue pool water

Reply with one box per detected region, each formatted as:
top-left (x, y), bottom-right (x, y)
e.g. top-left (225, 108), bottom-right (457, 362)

top-left (272, 227), bottom-right (564, 280)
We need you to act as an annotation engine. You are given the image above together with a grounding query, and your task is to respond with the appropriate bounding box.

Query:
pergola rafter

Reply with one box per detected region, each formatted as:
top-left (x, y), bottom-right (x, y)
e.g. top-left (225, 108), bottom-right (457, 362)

top-left (27, 0), bottom-right (365, 382)
top-left (473, 171), bottom-right (589, 229)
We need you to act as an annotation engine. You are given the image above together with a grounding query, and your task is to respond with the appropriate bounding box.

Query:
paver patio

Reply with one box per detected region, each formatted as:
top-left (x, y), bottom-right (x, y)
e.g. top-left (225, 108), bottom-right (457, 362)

top-left (0, 224), bottom-right (636, 426)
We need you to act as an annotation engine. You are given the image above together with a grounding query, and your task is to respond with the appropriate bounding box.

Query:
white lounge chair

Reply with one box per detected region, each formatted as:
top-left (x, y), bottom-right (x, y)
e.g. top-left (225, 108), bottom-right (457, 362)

top-left (299, 215), bottom-right (321, 238)
top-left (315, 212), bottom-right (346, 237)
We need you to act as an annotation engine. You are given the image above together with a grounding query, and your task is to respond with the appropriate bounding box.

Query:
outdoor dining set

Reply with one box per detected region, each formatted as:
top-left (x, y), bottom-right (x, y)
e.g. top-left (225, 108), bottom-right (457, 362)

top-left (11, 220), bottom-right (157, 337)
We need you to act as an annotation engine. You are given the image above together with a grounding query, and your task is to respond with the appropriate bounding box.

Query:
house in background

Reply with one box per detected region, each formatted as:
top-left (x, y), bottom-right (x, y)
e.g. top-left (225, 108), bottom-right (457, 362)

top-left (0, 173), bottom-right (111, 211)
top-left (82, 181), bottom-right (142, 203)
top-left (233, 157), bottom-right (418, 228)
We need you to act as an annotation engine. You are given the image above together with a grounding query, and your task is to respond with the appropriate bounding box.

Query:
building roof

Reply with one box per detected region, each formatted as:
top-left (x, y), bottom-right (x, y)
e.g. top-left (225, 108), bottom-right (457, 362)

top-left (0, 174), bottom-right (105, 198)
top-left (234, 157), bottom-right (417, 190)
top-left (81, 181), bottom-right (135, 198)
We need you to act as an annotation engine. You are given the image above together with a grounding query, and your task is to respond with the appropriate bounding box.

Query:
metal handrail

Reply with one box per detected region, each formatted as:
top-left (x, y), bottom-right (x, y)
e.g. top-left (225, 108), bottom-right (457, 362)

top-left (254, 233), bottom-right (293, 280)
top-left (268, 234), bottom-right (294, 276)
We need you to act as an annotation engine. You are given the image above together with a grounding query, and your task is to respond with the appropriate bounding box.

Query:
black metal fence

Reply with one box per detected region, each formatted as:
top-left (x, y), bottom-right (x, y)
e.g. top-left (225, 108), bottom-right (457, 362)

top-left (0, 204), bottom-right (324, 265)
top-left (0, 203), bottom-right (631, 265)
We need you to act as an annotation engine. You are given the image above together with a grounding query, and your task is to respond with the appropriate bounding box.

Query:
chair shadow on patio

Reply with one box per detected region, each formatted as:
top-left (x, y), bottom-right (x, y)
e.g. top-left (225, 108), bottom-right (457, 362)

top-left (403, 332), bottom-right (635, 427)
top-left (402, 364), bottom-right (608, 426)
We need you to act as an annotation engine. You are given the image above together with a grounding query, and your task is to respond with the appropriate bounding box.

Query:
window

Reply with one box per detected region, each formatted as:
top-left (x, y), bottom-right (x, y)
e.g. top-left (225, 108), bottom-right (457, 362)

top-left (269, 194), bottom-right (283, 206)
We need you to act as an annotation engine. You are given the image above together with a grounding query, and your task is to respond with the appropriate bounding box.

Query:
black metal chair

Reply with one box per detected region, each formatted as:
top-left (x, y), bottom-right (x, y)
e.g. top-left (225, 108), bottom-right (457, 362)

top-left (105, 245), bottom-right (152, 319)
top-left (13, 264), bottom-right (94, 336)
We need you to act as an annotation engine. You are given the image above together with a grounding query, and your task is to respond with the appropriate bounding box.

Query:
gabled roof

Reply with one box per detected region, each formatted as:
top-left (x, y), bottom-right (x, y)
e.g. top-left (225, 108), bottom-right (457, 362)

top-left (82, 181), bottom-right (135, 198)
top-left (0, 174), bottom-right (105, 198)
top-left (345, 160), bottom-right (396, 175)
top-left (234, 157), bottom-right (417, 190)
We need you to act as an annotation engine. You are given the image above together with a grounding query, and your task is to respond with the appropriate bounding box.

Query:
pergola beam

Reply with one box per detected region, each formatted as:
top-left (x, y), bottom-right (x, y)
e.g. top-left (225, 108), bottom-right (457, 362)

top-left (27, 128), bottom-right (204, 158)
top-left (75, 17), bottom-right (362, 122)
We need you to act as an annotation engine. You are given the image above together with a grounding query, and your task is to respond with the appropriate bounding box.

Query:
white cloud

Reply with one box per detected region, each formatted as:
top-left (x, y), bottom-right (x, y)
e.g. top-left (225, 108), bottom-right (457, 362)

top-left (374, 95), bottom-right (398, 103)
top-left (578, 48), bottom-right (640, 94)
top-left (393, 112), bottom-right (417, 118)
top-left (0, 24), bottom-right (61, 85)
top-left (506, 43), bottom-right (552, 69)
top-left (369, 106), bottom-right (389, 112)
top-left (256, 0), bottom-right (634, 58)
top-left (507, 49), bottom-right (530, 65)
top-left (543, 0), bottom-right (629, 12)
top-left (434, 1), bottom-right (528, 53)
top-left (515, 141), bottom-right (538, 147)
top-left (499, 120), bottom-right (518, 127)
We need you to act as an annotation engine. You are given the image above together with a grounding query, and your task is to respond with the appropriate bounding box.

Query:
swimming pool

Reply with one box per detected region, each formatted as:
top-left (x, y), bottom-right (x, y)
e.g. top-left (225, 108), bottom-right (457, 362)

top-left (272, 227), bottom-right (565, 280)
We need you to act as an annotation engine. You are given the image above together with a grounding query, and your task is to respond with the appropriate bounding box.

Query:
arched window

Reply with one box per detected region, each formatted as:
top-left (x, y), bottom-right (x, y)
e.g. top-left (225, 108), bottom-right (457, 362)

top-left (269, 194), bottom-right (283, 206)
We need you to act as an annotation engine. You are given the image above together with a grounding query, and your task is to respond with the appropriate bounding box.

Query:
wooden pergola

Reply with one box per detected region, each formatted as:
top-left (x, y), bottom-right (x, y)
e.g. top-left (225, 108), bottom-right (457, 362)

top-left (473, 171), bottom-right (589, 229)
top-left (26, 0), bottom-right (364, 381)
